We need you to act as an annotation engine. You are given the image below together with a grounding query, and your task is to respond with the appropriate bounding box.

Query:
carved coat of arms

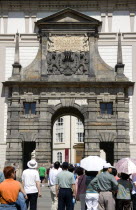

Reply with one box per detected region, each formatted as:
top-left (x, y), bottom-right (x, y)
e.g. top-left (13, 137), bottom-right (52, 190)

top-left (47, 51), bottom-right (89, 75)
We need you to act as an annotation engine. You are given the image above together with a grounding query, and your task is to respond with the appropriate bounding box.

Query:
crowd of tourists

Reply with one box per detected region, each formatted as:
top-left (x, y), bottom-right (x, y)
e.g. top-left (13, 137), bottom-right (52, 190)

top-left (0, 159), bottom-right (136, 210)
top-left (49, 161), bottom-right (135, 210)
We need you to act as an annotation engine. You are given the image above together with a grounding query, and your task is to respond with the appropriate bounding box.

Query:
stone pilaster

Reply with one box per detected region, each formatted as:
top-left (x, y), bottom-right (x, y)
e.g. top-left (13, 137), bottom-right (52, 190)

top-left (84, 96), bottom-right (99, 157)
top-left (36, 94), bottom-right (52, 163)
top-left (108, 13), bottom-right (112, 32)
top-left (130, 12), bottom-right (135, 32)
top-left (3, 14), bottom-right (8, 34)
top-left (25, 13), bottom-right (30, 33)
top-left (114, 92), bottom-right (130, 161)
top-left (88, 35), bottom-right (96, 79)
top-left (41, 35), bottom-right (48, 77)
top-left (31, 14), bottom-right (36, 32)
top-left (101, 13), bottom-right (106, 32)
top-left (6, 86), bottom-right (22, 167)
top-left (0, 15), bottom-right (1, 34)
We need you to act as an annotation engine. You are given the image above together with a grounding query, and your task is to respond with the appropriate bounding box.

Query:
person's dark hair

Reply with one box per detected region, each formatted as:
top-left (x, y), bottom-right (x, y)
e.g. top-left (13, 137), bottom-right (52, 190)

top-left (103, 168), bottom-right (108, 172)
top-left (85, 171), bottom-right (98, 176)
top-left (111, 168), bottom-right (117, 177)
top-left (75, 167), bottom-right (84, 176)
top-left (121, 173), bottom-right (130, 180)
top-left (68, 164), bottom-right (75, 173)
top-left (62, 162), bottom-right (69, 170)
top-left (3, 166), bottom-right (15, 179)
top-left (54, 161), bottom-right (60, 169)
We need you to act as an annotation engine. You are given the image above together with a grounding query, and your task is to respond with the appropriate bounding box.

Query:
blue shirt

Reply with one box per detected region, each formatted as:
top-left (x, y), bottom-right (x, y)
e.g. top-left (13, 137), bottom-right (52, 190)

top-left (0, 172), bottom-right (4, 183)
top-left (86, 176), bottom-right (97, 193)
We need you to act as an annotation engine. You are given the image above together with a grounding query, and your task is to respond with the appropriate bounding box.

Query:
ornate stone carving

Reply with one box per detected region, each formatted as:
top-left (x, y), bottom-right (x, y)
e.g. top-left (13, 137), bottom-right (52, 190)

top-left (99, 132), bottom-right (116, 142)
top-left (48, 34), bottom-right (89, 52)
top-left (19, 132), bottom-right (38, 142)
top-left (47, 51), bottom-right (89, 75)
top-left (48, 100), bottom-right (61, 106)
top-left (75, 99), bottom-right (88, 105)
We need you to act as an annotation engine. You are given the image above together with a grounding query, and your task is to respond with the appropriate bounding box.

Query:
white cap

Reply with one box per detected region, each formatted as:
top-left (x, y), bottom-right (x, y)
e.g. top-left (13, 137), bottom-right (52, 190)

top-left (27, 159), bottom-right (38, 169)
top-left (103, 163), bottom-right (113, 169)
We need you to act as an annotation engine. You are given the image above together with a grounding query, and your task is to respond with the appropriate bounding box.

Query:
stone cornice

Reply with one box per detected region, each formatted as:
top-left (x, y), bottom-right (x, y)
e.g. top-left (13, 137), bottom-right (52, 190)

top-left (3, 81), bottom-right (134, 88)
top-left (0, 0), bottom-right (136, 12)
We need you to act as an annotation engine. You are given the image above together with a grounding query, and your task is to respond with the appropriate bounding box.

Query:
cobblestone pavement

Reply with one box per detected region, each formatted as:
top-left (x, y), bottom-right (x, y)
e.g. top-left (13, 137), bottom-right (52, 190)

top-left (37, 184), bottom-right (80, 210)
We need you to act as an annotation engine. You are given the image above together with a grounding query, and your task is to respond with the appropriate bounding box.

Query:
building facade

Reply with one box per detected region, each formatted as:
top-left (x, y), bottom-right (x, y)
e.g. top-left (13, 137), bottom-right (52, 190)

top-left (53, 116), bottom-right (84, 164)
top-left (0, 0), bottom-right (136, 172)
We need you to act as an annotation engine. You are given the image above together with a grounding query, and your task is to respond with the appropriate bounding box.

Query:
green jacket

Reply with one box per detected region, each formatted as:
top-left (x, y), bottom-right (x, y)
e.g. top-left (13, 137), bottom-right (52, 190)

top-left (91, 171), bottom-right (118, 192)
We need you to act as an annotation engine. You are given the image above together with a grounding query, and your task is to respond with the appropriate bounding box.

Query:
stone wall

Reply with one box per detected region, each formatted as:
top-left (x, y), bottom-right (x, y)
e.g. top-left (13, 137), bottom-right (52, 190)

top-left (4, 84), bottom-right (130, 169)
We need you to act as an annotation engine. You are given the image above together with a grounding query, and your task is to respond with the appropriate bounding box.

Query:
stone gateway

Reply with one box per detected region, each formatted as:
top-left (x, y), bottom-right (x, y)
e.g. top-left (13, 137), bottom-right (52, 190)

top-left (3, 8), bottom-right (133, 172)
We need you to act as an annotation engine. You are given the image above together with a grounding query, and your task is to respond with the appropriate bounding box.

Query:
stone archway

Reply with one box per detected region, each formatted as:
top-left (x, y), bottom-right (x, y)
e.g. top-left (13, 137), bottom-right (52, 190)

top-left (51, 105), bottom-right (85, 164)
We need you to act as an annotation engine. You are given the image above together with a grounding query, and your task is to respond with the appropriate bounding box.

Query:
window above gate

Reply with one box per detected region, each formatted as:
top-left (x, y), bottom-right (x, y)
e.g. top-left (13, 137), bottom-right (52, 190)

top-left (100, 102), bottom-right (113, 115)
top-left (24, 102), bottom-right (36, 115)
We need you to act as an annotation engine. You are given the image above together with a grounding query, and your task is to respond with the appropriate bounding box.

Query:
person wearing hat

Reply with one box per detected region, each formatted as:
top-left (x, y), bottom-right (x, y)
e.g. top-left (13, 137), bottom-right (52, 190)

top-left (22, 159), bottom-right (41, 210)
top-left (55, 162), bottom-right (76, 210)
top-left (91, 163), bottom-right (118, 210)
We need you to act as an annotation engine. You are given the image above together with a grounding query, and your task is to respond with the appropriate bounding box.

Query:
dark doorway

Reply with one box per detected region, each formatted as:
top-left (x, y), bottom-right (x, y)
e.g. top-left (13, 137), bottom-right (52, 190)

top-left (100, 142), bottom-right (114, 165)
top-left (22, 142), bottom-right (36, 170)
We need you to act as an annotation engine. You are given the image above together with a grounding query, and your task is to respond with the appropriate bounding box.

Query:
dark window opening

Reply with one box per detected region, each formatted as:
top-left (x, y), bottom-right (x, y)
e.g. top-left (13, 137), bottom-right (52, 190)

top-left (24, 102), bottom-right (36, 115)
top-left (100, 102), bottom-right (113, 115)
top-left (22, 142), bottom-right (36, 170)
top-left (77, 133), bottom-right (84, 142)
top-left (57, 117), bottom-right (63, 126)
top-left (56, 133), bottom-right (63, 142)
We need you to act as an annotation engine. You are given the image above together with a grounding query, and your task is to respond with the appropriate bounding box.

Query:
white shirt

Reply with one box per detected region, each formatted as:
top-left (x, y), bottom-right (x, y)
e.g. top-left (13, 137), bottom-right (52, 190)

top-left (132, 173), bottom-right (136, 194)
top-left (22, 168), bottom-right (40, 194)
top-left (49, 167), bottom-right (62, 186)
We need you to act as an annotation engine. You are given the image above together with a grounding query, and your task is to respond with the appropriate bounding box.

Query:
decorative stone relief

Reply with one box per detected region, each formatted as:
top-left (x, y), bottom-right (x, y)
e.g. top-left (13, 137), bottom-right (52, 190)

top-left (97, 93), bottom-right (116, 102)
top-left (19, 132), bottom-right (38, 142)
top-left (99, 132), bottom-right (116, 142)
top-left (48, 34), bottom-right (89, 52)
top-left (60, 98), bottom-right (75, 107)
top-left (47, 51), bottom-right (89, 75)
top-left (75, 99), bottom-right (88, 105)
top-left (48, 100), bottom-right (61, 106)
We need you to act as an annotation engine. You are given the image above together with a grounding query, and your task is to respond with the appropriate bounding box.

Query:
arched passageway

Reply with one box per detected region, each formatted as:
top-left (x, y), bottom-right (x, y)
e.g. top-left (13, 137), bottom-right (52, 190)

top-left (51, 107), bottom-right (84, 164)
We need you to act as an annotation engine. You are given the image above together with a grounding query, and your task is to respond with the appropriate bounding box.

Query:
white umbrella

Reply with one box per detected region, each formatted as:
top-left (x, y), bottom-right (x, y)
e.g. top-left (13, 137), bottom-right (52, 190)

top-left (80, 156), bottom-right (106, 171)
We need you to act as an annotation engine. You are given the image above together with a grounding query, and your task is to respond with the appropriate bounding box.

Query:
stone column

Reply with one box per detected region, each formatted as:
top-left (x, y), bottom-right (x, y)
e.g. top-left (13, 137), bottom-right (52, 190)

top-left (84, 96), bottom-right (99, 156)
top-left (36, 94), bottom-right (51, 164)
